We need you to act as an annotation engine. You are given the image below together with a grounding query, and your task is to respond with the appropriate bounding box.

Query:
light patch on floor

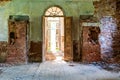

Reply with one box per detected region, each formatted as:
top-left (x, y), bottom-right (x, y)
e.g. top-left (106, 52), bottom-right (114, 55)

top-left (0, 61), bottom-right (120, 80)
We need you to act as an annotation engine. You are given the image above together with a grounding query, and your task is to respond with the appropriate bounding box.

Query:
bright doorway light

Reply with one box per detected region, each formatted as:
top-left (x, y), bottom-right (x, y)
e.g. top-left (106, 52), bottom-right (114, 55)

top-left (50, 22), bottom-right (57, 53)
top-left (45, 17), bottom-right (64, 61)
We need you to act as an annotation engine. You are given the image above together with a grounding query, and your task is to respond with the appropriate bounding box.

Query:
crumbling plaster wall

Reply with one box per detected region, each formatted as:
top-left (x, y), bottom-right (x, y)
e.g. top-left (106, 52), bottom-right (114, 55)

top-left (0, 0), bottom-right (95, 63)
top-left (0, 42), bottom-right (7, 63)
top-left (94, 0), bottom-right (120, 63)
top-left (0, 0), bottom-right (95, 42)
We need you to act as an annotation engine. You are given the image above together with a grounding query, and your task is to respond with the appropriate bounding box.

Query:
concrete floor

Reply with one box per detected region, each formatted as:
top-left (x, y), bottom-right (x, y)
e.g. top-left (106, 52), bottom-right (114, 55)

top-left (0, 60), bottom-right (120, 80)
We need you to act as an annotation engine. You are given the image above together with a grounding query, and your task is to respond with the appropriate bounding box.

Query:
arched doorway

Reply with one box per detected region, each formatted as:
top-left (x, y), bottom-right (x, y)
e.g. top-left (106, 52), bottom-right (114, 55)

top-left (43, 6), bottom-right (64, 61)
top-left (42, 6), bottom-right (73, 62)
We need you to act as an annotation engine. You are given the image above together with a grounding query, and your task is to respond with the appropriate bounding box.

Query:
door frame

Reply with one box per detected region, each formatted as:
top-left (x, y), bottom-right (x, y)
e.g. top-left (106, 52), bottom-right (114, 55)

top-left (42, 16), bottom-right (65, 62)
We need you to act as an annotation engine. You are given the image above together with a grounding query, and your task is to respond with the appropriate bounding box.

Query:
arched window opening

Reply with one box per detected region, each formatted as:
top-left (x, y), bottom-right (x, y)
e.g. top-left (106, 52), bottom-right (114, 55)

top-left (45, 6), bottom-right (64, 16)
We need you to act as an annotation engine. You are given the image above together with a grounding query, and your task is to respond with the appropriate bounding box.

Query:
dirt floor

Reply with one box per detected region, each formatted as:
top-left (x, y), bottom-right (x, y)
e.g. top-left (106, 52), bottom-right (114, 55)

top-left (0, 60), bottom-right (120, 80)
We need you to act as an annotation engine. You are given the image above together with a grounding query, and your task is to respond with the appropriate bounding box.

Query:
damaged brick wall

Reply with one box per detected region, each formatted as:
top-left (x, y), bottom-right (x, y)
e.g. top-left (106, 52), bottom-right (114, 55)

top-left (0, 41), bottom-right (7, 63)
top-left (29, 41), bottom-right (42, 62)
top-left (7, 19), bottom-right (28, 64)
top-left (113, 0), bottom-right (120, 63)
top-left (99, 16), bottom-right (117, 63)
top-left (73, 40), bottom-right (80, 61)
top-left (0, 0), bottom-right (11, 6)
top-left (93, 0), bottom-right (120, 63)
top-left (93, 0), bottom-right (116, 19)
top-left (82, 26), bottom-right (101, 62)
top-left (79, 15), bottom-right (101, 62)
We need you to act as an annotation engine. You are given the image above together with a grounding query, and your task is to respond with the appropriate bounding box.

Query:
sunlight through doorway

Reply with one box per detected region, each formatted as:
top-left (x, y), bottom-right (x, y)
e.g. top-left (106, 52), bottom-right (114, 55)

top-left (42, 6), bottom-right (73, 61)
top-left (45, 17), bottom-right (64, 61)
top-left (43, 6), bottom-right (64, 61)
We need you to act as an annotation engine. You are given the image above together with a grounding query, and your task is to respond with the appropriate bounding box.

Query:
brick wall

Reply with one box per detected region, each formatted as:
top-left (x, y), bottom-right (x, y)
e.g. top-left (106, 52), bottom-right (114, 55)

top-left (7, 20), bottom-right (28, 64)
top-left (28, 41), bottom-right (42, 62)
top-left (113, 0), bottom-right (120, 63)
top-left (0, 41), bottom-right (7, 63)
top-left (99, 16), bottom-right (117, 63)
top-left (73, 40), bottom-right (81, 61)
top-left (82, 27), bottom-right (101, 62)
top-left (93, 0), bottom-right (120, 63)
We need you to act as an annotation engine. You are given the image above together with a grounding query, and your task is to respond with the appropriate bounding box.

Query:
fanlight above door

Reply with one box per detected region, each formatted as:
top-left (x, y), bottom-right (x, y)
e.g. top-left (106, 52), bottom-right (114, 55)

top-left (45, 6), bottom-right (64, 16)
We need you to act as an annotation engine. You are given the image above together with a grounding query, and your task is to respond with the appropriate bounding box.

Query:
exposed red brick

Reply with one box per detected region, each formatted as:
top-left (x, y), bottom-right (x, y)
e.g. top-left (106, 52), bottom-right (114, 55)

top-left (82, 27), bottom-right (101, 62)
top-left (28, 41), bottom-right (42, 62)
top-left (0, 41), bottom-right (8, 63)
top-left (7, 21), bottom-right (28, 64)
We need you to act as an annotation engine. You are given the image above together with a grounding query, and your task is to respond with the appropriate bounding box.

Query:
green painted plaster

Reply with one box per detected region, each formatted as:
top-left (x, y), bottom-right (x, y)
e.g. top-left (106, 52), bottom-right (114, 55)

top-left (0, 0), bottom-right (94, 41)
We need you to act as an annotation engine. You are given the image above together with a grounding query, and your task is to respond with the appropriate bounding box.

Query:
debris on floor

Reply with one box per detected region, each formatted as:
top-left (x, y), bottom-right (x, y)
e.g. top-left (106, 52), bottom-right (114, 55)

top-left (0, 61), bottom-right (120, 80)
top-left (0, 69), bottom-right (2, 74)
top-left (90, 62), bottom-right (120, 72)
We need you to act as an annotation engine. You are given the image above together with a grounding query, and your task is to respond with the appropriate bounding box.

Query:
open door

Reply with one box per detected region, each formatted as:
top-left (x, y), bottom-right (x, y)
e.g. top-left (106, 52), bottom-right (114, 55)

top-left (42, 16), bottom-right (46, 62)
top-left (64, 17), bottom-right (73, 61)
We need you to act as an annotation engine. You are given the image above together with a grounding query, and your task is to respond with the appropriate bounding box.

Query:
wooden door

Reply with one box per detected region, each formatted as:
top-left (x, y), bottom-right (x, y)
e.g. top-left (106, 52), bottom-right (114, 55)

top-left (64, 17), bottom-right (73, 61)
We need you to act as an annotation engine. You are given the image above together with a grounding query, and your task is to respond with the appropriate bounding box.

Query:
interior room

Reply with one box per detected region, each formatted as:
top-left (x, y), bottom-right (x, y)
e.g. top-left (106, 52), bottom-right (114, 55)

top-left (0, 0), bottom-right (120, 80)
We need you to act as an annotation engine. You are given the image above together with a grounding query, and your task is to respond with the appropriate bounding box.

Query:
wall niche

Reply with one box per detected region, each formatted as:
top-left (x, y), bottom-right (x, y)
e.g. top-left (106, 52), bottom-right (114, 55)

top-left (80, 15), bottom-right (101, 62)
top-left (7, 15), bottom-right (30, 64)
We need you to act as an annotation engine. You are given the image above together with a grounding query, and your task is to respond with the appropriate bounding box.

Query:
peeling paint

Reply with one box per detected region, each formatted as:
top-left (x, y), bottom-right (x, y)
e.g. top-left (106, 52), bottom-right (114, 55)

top-left (0, 0), bottom-right (94, 41)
